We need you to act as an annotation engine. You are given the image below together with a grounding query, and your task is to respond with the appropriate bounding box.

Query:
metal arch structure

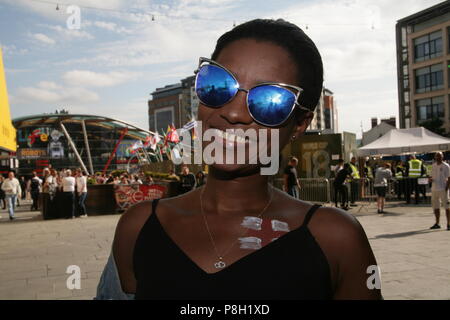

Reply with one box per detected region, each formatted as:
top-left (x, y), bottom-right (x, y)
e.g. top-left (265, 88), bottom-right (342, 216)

top-left (12, 113), bottom-right (161, 140)
top-left (12, 113), bottom-right (163, 174)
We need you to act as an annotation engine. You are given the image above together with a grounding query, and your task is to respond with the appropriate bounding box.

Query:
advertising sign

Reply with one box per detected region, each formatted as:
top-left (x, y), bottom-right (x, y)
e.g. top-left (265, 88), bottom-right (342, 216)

top-left (17, 148), bottom-right (48, 159)
top-left (114, 184), bottom-right (166, 210)
top-left (0, 47), bottom-right (16, 152)
top-left (292, 133), bottom-right (342, 179)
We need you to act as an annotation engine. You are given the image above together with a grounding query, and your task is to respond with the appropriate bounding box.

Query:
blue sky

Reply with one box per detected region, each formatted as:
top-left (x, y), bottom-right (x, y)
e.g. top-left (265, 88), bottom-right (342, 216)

top-left (0, 0), bottom-right (444, 137)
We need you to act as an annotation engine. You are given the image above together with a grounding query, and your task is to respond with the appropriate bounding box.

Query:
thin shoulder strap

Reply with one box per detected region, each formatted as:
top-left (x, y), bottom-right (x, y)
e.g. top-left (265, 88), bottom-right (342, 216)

top-left (151, 198), bottom-right (160, 215)
top-left (302, 204), bottom-right (321, 228)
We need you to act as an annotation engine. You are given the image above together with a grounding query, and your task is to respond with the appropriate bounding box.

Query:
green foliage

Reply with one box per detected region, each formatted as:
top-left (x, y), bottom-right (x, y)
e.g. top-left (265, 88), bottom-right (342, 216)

top-left (421, 118), bottom-right (447, 136)
top-left (110, 170), bottom-right (127, 177)
top-left (144, 171), bottom-right (179, 181)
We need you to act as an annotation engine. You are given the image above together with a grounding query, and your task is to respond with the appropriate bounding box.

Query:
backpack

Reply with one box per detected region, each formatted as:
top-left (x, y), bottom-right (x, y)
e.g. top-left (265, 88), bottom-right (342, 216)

top-left (31, 178), bottom-right (40, 192)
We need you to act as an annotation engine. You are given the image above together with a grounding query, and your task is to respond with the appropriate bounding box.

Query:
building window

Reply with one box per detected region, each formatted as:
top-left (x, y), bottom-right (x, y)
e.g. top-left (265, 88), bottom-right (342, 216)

top-left (148, 114), bottom-right (155, 131)
top-left (415, 63), bottom-right (443, 93)
top-left (416, 96), bottom-right (444, 121)
top-left (155, 107), bottom-right (174, 134)
top-left (414, 30), bottom-right (442, 62)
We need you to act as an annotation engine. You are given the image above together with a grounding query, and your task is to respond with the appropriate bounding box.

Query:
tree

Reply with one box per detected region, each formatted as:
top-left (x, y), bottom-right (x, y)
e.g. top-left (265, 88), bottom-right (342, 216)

top-left (420, 118), bottom-right (447, 136)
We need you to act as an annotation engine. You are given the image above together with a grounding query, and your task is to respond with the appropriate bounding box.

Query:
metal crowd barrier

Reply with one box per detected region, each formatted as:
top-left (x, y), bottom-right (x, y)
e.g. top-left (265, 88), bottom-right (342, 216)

top-left (298, 178), bottom-right (330, 203)
top-left (273, 178), bottom-right (331, 203)
top-left (273, 177), bottom-right (430, 204)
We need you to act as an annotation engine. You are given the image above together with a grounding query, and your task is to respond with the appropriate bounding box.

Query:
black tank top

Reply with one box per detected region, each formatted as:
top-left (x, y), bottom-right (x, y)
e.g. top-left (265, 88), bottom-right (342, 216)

top-left (133, 199), bottom-right (333, 300)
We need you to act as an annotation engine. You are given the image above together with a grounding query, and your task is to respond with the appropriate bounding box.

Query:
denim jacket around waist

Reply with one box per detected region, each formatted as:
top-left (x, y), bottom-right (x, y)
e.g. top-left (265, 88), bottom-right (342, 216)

top-left (94, 248), bottom-right (135, 300)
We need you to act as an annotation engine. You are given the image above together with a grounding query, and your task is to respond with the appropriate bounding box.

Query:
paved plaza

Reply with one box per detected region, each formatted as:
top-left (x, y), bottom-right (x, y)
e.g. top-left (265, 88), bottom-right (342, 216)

top-left (0, 199), bottom-right (449, 300)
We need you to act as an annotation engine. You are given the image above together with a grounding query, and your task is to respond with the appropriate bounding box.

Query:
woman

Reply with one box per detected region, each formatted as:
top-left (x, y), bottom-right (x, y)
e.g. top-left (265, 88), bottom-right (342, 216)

top-left (0, 175), bottom-right (6, 210)
top-left (195, 171), bottom-right (206, 188)
top-left (96, 19), bottom-right (381, 300)
top-left (374, 163), bottom-right (392, 214)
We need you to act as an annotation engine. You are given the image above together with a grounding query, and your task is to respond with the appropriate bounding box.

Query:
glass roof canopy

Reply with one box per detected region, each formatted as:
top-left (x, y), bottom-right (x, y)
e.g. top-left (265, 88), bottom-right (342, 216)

top-left (12, 114), bottom-right (158, 141)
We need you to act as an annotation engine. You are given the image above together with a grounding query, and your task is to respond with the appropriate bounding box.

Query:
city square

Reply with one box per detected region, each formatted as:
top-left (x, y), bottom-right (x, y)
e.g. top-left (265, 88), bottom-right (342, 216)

top-left (0, 199), bottom-right (449, 300)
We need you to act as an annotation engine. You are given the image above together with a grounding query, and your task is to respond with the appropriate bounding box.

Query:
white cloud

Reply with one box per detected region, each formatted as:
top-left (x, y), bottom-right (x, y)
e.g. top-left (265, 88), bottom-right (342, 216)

top-left (47, 25), bottom-right (94, 40)
top-left (0, 44), bottom-right (29, 56)
top-left (5, 0), bottom-right (128, 21)
top-left (15, 85), bottom-right (99, 104)
top-left (31, 33), bottom-right (55, 45)
top-left (62, 70), bottom-right (141, 87)
top-left (93, 21), bottom-right (116, 31)
top-left (37, 81), bottom-right (61, 90)
top-left (5, 0), bottom-right (446, 137)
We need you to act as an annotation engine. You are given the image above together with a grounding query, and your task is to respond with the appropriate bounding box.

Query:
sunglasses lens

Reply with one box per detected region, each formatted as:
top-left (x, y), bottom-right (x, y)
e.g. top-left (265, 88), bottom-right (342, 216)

top-left (248, 85), bottom-right (296, 126)
top-left (195, 64), bottom-right (238, 107)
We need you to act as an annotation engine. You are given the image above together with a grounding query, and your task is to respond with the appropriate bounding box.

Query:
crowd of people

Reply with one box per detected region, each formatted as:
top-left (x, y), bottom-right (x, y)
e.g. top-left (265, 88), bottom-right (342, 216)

top-left (0, 164), bottom-right (209, 220)
top-left (282, 152), bottom-right (450, 230)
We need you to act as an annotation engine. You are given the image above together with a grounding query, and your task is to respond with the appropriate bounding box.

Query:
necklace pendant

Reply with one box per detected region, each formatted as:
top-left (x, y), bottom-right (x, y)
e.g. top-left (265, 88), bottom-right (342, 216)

top-left (214, 260), bottom-right (226, 269)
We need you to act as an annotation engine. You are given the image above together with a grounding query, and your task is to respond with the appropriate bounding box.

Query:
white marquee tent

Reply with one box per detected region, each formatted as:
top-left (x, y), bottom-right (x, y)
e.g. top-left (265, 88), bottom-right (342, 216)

top-left (357, 127), bottom-right (450, 157)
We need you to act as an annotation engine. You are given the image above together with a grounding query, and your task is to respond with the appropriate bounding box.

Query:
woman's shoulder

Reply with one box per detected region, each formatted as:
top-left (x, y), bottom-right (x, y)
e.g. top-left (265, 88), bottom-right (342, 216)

top-left (275, 189), bottom-right (361, 234)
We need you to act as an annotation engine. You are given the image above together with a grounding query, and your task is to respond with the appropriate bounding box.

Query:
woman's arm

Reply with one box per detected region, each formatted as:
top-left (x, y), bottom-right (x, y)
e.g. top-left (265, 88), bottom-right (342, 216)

top-left (309, 207), bottom-right (382, 300)
top-left (111, 200), bottom-right (153, 295)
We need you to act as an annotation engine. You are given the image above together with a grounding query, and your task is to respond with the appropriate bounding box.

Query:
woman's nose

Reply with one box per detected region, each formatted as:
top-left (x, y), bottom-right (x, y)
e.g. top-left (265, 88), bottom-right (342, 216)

top-left (219, 90), bottom-right (253, 125)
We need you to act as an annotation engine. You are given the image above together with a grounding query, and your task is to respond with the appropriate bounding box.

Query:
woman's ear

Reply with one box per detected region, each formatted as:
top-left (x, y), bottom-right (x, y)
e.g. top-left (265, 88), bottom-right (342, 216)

top-left (291, 111), bottom-right (314, 140)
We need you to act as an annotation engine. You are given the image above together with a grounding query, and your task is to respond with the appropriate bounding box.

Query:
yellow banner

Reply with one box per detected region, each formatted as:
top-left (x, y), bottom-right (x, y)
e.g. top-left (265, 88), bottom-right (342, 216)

top-left (0, 47), bottom-right (16, 152)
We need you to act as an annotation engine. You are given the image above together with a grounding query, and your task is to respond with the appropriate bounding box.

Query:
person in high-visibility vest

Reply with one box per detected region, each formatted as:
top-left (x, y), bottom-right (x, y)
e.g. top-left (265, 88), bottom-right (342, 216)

top-left (395, 161), bottom-right (405, 200)
top-left (364, 161), bottom-right (374, 180)
top-left (348, 157), bottom-right (360, 206)
top-left (405, 155), bottom-right (426, 204)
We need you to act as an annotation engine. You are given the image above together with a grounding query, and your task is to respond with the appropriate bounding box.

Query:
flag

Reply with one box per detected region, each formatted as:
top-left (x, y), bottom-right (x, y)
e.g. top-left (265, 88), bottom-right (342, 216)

top-left (163, 125), bottom-right (177, 145)
top-left (144, 134), bottom-right (161, 150)
top-left (130, 140), bottom-right (144, 152)
top-left (182, 119), bottom-right (197, 131)
top-left (168, 125), bottom-right (180, 143)
top-left (143, 135), bottom-right (151, 148)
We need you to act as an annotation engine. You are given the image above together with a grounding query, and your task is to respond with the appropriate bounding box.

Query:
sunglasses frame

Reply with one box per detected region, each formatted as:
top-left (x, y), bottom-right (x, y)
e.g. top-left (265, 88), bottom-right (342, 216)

top-left (194, 57), bottom-right (310, 127)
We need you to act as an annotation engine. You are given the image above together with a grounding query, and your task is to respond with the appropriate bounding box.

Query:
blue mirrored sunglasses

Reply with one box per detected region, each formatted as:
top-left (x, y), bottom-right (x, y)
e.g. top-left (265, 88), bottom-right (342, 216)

top-left (194, 57), bottom-right (309, 127)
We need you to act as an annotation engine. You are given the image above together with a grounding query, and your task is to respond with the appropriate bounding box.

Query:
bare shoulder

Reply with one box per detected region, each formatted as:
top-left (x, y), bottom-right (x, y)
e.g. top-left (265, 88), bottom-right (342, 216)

top-left (306, 206), bottom-right (380, 299)
top-left (311, 206), bottom-right (366, 239)
top-left (112, 190), bottom-right (201, 293)
top-left (112, 200), bottom-right (153, 293)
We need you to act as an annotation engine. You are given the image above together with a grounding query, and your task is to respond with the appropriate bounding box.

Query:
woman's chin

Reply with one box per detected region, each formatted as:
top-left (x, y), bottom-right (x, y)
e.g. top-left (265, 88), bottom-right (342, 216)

top-left (209, 162), bottom-right (261, 177)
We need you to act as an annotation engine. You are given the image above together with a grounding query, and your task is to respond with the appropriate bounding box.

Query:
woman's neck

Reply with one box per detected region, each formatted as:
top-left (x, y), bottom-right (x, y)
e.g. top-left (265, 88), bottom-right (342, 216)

top-left (201, 167), bottom-right (272, 216)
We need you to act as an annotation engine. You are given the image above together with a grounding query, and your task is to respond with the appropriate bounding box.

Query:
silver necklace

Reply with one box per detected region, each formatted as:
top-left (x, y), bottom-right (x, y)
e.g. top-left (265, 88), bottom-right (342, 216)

top-left (199, 186), bottom-right (274, 269)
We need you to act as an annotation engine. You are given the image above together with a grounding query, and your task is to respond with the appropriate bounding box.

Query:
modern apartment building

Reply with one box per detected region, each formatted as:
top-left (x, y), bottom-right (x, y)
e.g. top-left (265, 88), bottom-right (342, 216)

top-left (396, 1), bottom-right (450, 133)
top-left (148, 83), bottom-right (183, 134)
top-left (310, 87), bottom-right (338, 134)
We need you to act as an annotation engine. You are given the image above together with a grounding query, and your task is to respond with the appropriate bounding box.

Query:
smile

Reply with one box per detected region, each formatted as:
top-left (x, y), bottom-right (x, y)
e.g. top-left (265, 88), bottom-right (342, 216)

top-left (213, 128), bottom-right (248, 144)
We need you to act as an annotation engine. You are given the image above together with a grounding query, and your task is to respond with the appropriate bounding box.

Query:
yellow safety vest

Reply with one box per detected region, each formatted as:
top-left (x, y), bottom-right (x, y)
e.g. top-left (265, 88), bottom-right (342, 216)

top-left (349, 163), bottom-right (360, 179)
top-left (408, 159), bottom-right (422, 178)
top-left (395, 166), bottom-right (404, 180)
top-left (365, 166), bottom-right (373, 179)
top-left (424, 164), bottom-right (432, 176)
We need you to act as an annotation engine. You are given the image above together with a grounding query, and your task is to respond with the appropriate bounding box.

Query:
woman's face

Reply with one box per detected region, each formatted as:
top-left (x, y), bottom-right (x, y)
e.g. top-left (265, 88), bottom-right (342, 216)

top-left (198, 38), bottom-right (311, 175)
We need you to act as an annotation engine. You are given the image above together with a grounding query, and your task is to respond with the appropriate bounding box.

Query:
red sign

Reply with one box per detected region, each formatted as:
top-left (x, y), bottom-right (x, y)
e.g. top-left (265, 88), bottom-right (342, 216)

top-left (114, 184), bottom-right (166, 210)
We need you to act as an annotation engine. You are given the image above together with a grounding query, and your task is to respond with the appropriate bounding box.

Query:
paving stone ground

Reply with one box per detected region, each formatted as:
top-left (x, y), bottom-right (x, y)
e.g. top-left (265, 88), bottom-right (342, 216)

top-left (0, 199), bottom-right (449, 300)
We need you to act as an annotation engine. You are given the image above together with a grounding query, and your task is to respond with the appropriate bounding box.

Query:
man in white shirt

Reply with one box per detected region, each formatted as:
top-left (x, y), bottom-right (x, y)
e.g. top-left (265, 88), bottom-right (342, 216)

top-left (430, 152), bottom-right (450, 230)
top-left (1, 171), bottom-right (22, 220)
top-left (62, 169), bottom-right (76, 219)
top-left (75, 168), bottom-right (88, 218)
